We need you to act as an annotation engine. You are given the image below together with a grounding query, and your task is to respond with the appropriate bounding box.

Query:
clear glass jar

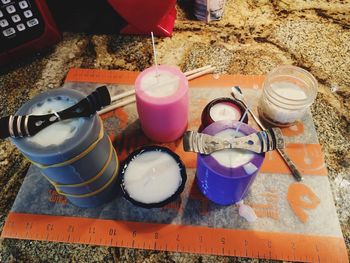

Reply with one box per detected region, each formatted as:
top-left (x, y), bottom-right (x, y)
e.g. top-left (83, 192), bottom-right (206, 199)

top-left (258, 65), bottom-right (318, 127)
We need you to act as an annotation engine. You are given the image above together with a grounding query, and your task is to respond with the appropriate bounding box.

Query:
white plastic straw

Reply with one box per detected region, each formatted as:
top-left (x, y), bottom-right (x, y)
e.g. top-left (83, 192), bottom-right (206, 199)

top-left (184, 65), bottom-right (212, 76)
top-left (235, 105), bottom-right (249, 134)
top-left (151, 32), bottom-right (159, 77)
top-left (98, 97), bottom-right (136, 115)
top-left (235, 85), bottom-right (259, 133)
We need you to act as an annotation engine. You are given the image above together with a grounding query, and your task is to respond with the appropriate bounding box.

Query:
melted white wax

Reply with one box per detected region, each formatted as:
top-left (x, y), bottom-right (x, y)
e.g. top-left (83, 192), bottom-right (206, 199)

top-left (209, 103), bottom-right (240, 121)
top-left (271, 82), bottom-right (307, 100)
top-left (123, 151), bottom-right (182, 204)
top-left (237, 200), bottom-right (257, 222)
top-left (211, 129), bottom-right (254, 168)
top-left (243, 162), bottom-right (258, 175)
top-left (141, 70), bottom-right (180, 98)
top-left (26, 96), bottom-right (81, 147)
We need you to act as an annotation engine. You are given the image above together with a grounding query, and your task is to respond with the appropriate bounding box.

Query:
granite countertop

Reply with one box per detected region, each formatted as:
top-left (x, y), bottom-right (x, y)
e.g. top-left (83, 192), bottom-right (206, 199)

top-left (0, 0), bottom-right (349, 262)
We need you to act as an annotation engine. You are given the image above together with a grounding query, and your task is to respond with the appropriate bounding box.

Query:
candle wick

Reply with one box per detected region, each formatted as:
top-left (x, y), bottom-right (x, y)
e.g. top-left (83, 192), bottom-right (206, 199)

top-left (235, 90), bottom-right (260, 133)
top-left (235, 105), bottom-right (249, 133)
top-left (151, 32), bottom-right (159, 81)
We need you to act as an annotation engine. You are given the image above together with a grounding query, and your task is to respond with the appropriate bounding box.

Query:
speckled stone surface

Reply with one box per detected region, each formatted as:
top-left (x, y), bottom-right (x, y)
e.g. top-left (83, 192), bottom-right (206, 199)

top-left (0, 0), bottom-right (349, 262)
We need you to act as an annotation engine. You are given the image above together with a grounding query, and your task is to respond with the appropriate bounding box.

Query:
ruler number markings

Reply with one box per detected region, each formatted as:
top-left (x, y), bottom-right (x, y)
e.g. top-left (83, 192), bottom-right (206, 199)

top-left (25, 222), bottom-right (33, 230)
top-left (199, 235), bottom-right (203, 243)
top-left (244, 239), bottom-right (249, 256)
top-left (267, 240), bottom-right (272, 249)
top-left (67, 225), bottom-right (74, 233)
top-left (0, 220), bottom-right (310, 261)
top-left (267, 240), bottom-right (272, 258)
top-left (291, 241), bottom-right (296, 251)
top-left (108, 228), bottom-right (117, 236)
top-left (88, 227), bottom-right (96, 234)
top-left (132, 230), bottom-right (137, 238)
top-left (46, 223), bottom-right (54, 231)
top-left (3, 213), bottom-right (347, 262)
top-left (220, 237), bottom-right (225, 245)
top-left (7, 221), bottom-right (15, 227)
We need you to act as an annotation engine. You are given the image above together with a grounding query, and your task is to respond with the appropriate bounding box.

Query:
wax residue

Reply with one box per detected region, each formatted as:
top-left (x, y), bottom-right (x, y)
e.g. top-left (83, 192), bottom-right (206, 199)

top-left (209, 102), bottom-right (240, 121)
top-left (271, 82), bottom-right (307, 100)
top-left (141, 70), bottom-right (180, 98)
top-left (26, 96), bottom-right (81, 147)
top-left (123, 151), bottom-right (181, 204)
top-left (243, 162), bottom-right (258, 175)
top-left (211, 129), bottom-right (254, 168)
top-left (237, 200), bottom-right (257, 222)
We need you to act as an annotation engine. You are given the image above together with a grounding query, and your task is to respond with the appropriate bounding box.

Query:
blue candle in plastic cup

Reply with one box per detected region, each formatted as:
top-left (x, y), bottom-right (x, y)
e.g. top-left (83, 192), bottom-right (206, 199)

top-left (196, 121), bottom-right (265, 205)
top-left (11, 88), bottom-right (119, 207)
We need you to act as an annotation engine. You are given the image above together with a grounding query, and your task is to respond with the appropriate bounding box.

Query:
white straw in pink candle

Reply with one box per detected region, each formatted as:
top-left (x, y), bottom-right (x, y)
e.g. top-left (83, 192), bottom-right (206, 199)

top-left (151, 32), bottom-right (159, 78)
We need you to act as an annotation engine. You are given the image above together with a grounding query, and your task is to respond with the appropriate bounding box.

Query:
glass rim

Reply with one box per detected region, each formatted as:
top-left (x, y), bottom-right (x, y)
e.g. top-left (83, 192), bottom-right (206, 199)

top-left (263, 65), bottom-right (318, 106)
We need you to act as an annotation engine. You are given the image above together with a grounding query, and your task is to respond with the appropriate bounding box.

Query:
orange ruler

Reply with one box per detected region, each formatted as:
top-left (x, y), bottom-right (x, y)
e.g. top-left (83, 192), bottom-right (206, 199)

top-left (2, 213), bottom-right (347, 262)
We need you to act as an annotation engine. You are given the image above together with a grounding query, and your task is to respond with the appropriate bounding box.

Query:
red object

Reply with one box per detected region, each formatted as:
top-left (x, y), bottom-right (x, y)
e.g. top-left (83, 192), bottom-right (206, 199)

top-left (107, 0), bottom-right (177, 37)
top-left (0, 0), bottom-right (61, 67)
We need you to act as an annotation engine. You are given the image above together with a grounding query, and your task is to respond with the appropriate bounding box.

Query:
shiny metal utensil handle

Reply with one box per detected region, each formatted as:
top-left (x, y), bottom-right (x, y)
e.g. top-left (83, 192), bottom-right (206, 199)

top-left (276, 148), bottom-right (303, 181)
top-left (183, 129), bottom-right (285, 155)
top-left (247, 102), bottom-right (304, 181)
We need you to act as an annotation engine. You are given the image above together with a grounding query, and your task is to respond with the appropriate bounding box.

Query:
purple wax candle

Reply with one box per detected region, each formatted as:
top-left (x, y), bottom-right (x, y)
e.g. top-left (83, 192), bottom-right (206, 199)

top-left (196, 121), bottom-right (265, 205)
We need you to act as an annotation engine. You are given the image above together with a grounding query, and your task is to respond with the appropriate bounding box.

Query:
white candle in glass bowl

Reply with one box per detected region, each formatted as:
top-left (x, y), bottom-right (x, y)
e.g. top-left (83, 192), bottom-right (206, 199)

top-left (209, 102), bottom-right (241, 121)
top-left (123, 150), bottom-right (182, 204)
top-left (211, 129), bottom-right (254, 168)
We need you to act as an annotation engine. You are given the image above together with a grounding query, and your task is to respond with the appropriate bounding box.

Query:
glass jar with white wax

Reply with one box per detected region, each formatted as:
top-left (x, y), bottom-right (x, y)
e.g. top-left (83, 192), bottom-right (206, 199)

top-left (258, 65), bottom-right (318, 127)
top-left (11, 88), bottom-right (119, 208)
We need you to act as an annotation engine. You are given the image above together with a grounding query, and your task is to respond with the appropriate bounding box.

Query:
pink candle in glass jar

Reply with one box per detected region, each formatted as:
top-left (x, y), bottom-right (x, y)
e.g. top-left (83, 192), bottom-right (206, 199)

top-left (135, 65), bottom-right (189, 142)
